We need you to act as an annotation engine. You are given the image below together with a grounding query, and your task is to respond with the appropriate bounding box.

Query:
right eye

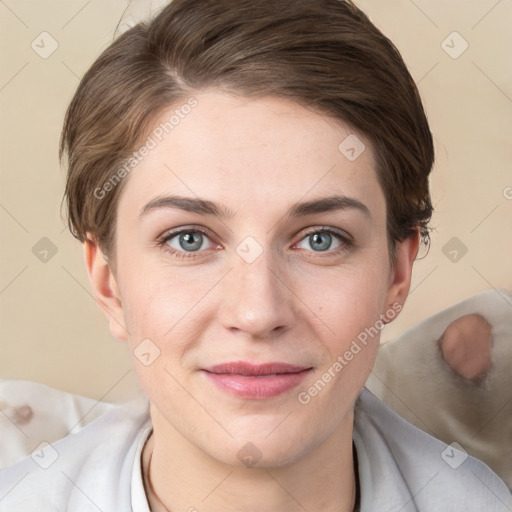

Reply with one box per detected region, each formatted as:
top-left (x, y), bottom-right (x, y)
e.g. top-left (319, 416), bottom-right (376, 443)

top-left (158, 227), bottom-right (217, 259)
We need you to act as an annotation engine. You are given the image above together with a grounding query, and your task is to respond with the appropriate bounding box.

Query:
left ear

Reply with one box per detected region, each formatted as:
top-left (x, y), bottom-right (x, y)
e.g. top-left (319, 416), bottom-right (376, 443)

top-left (383, 229), bottom-right (420, 320)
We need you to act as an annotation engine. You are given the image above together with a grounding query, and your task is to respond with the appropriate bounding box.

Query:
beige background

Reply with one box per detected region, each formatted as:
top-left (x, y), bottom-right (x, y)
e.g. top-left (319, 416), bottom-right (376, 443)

top-left (0, 0), bottom-right (511, 402)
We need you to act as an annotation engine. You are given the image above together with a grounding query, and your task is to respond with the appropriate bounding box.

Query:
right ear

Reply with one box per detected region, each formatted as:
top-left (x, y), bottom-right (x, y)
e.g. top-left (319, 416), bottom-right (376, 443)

top-left (83, 234), bottom-right (129, 341)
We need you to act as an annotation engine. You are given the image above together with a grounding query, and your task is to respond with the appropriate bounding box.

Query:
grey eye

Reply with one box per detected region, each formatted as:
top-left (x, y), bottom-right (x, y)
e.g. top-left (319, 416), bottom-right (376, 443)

top-left (297, 231), bottom-right (342, 252)
top-left (166, 231), bottom-right (210, 252)
top-left (309, 232), bottom-right (332, 251)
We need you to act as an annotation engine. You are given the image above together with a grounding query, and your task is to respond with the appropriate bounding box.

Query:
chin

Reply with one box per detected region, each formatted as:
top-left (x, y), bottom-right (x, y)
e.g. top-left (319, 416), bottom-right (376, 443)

top-left (207, 431), bottom-right (311, 470)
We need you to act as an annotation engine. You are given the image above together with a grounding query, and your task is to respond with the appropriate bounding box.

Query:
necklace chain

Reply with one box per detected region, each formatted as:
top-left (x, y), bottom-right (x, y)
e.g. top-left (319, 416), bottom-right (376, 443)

top-left (142, 431), bottom-right (360, 512)
top-left (143, 432), bottom-right (172, 512)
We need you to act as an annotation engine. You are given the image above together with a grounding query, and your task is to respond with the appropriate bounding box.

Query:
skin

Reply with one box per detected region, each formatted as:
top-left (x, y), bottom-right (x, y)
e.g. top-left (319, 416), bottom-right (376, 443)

top-left (85, 90), bottom-right (419, 512)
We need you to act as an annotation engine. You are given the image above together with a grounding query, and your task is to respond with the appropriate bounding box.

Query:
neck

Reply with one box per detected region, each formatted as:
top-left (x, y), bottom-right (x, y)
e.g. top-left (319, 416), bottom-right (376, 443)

top-left (142, 407), bottom-right (357, 512)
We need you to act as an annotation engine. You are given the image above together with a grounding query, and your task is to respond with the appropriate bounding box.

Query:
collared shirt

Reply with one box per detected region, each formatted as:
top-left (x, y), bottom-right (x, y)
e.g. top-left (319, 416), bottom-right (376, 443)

top-left (0, 388), bottom-right (510, 511)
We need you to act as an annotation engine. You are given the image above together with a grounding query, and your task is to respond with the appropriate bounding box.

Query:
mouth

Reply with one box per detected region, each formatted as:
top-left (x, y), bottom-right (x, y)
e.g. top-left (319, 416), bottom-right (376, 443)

top-left (201, 361), bottom-right (313, 399)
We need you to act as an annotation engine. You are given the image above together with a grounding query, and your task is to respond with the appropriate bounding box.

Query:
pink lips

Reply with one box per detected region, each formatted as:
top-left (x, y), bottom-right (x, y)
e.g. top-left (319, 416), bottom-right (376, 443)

top-left (201, 361), bottom-right (312, 399)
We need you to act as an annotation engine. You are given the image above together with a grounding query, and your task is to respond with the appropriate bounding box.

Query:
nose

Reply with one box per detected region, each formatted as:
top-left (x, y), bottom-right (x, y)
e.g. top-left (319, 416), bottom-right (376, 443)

top-left (218, 248), bottom-right (296, 339)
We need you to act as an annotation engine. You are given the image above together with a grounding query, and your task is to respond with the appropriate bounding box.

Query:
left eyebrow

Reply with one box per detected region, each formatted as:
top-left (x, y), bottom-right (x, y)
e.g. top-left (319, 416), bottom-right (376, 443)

top-left (139, 194), bottom-right (371, 220)
top-left (287, 195), bottom-right (371, 220)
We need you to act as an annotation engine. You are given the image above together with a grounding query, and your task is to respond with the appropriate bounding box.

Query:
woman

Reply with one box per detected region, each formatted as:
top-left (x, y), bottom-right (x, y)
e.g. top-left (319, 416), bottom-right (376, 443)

top-left (1, 0), bottom-right (510, 510)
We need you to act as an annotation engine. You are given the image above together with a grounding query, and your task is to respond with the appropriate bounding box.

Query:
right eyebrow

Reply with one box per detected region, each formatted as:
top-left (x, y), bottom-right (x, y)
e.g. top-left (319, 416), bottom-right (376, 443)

top-left (139, 195), bottom-right (236, 219)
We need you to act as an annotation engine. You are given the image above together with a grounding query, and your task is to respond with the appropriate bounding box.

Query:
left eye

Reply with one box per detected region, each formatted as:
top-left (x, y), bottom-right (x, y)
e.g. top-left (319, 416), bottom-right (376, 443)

top-left (296, 230), bottom-right (343, 252)
top-left (164, 230), bottom-right (212, 252)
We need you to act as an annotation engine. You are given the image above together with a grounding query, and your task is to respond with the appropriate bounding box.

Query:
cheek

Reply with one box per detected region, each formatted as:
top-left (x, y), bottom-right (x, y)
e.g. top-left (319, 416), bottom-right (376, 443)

top-left (118, 262), bottom-right (222, 392)
top-left (293, 266), bottom-right (386, 417)
top-left (120, 259), bottom-right (211, 335)
top-left (120, 267), bottom-right (201, 402)
top-left (296, 258), bottom-right (390, 340)
top-left (291, 257), bottom-right (390, 401)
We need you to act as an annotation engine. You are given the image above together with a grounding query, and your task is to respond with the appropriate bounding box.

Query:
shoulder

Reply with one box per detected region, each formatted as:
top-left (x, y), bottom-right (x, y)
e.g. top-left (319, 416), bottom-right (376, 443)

top-left (0, 395), bottom-right (151, 512)
top-left (354, 387), bottom-right (512, 511)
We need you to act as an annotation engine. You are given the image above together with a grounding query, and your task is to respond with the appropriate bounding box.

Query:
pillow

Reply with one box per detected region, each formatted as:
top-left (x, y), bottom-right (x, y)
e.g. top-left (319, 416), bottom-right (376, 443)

top-left (0, 380), bottom-right (114, 470)
top-left (366, 289), bottom-right (512, 489)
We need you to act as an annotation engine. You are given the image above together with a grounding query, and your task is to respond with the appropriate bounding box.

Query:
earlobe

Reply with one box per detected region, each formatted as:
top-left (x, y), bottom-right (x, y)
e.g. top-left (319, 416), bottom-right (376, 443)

top-left (83, 235), bottom-right (129, 341)
top-left (383, 230), bottom-right (420, 322)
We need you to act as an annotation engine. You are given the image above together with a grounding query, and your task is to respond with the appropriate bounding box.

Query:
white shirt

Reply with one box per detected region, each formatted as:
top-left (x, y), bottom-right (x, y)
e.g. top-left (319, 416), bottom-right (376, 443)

top-left (0, 388), bottom-right (510, 511)
top-left (131, 425), bottom-right (153, 512)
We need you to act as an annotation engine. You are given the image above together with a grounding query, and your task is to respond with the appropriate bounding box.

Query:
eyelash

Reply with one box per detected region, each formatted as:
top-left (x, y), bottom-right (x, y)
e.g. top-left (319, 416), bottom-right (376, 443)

top-left (157, 226), bottom-right (354, 260)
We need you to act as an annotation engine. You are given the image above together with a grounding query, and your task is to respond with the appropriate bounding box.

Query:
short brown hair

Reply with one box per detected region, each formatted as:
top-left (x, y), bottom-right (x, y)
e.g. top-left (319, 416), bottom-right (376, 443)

top-left (60, 0), bottom-right (434, 261)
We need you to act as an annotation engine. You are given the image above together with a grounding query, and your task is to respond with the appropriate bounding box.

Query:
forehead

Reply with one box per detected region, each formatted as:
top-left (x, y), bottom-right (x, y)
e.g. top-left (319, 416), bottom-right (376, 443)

top-left (117, 90), bottom-right (385, 220)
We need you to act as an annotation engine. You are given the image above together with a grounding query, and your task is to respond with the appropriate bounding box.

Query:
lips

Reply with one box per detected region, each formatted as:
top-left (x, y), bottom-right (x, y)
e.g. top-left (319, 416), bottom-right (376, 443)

top-left (201, 361), bottom-right (313, 399)
top-left (203, 361), bottom-right (311, 376)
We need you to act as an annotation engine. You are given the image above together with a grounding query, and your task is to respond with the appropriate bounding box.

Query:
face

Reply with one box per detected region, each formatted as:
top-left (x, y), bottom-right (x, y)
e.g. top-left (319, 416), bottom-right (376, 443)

top-left (87, 90), bottom-right (417, 467)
